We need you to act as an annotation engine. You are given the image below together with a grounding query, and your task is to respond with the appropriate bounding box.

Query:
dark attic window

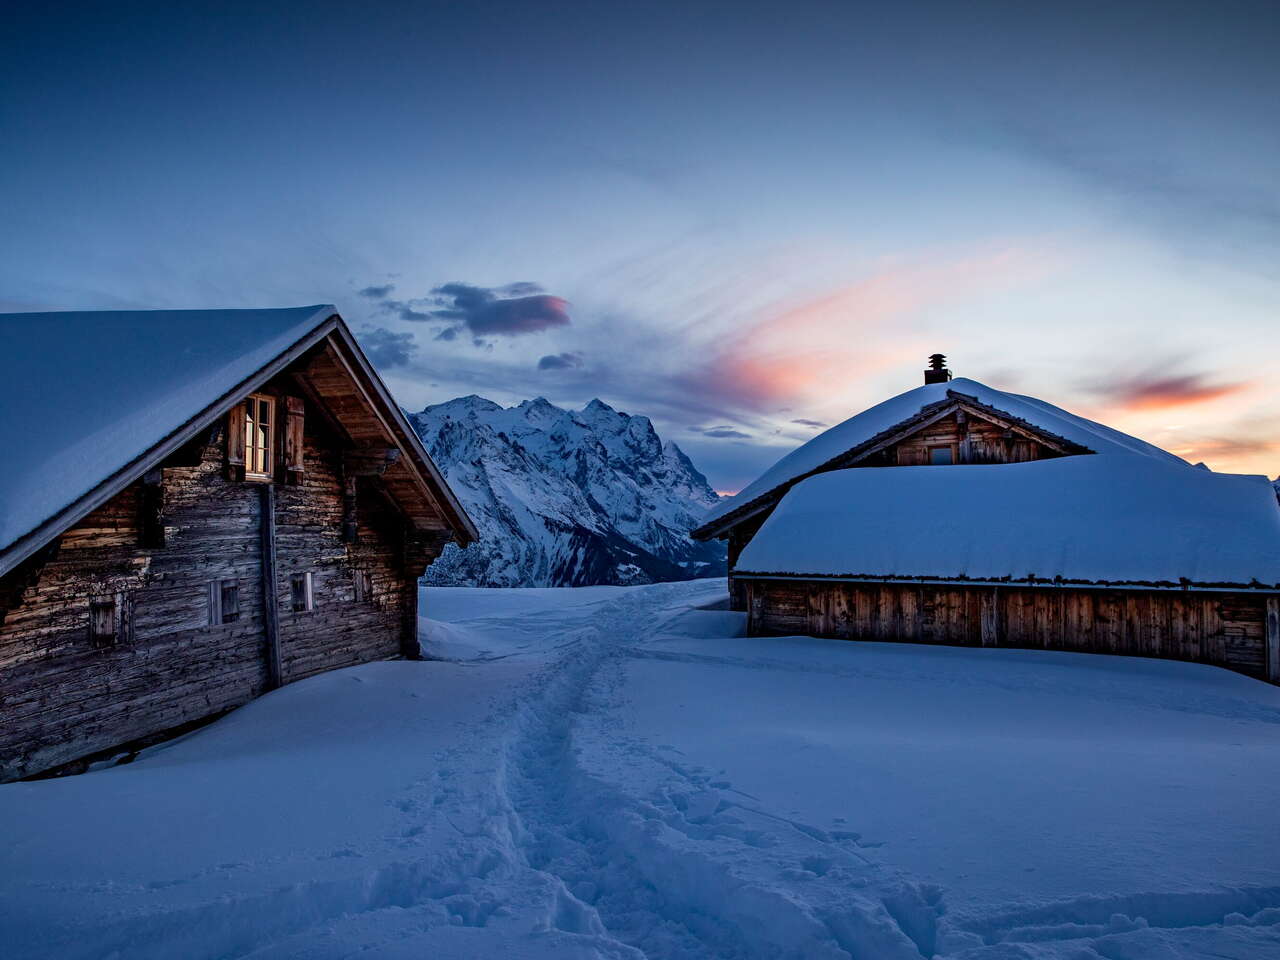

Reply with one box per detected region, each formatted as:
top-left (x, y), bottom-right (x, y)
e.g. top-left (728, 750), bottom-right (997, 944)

top-left (291, 571), bottom-right (314, 613)
top-left (208, 578), bottom-right (241, 625)
top-left (929, 445), bottom-right (955, 465)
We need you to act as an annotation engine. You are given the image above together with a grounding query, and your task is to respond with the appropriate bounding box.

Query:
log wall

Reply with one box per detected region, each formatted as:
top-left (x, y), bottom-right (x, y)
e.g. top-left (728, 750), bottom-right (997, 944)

top-left (745, 578), bottom-right (1276, 681)
top-left (0, 381), bottom-right (442, 782)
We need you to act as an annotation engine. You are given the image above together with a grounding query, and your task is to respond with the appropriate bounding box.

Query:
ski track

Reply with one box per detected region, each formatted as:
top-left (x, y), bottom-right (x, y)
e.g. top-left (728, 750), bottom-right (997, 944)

top-left (12, 582), bottom-right (1280, 959)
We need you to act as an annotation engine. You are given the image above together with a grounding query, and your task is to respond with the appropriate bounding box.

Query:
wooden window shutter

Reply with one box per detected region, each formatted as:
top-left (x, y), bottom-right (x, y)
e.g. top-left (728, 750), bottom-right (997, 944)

top-left (226, 402), bottom-right (246, 481)
top-left (90, 596), bottom-right (116, 647)
top-left (282, 396), bottom-right (305, 484)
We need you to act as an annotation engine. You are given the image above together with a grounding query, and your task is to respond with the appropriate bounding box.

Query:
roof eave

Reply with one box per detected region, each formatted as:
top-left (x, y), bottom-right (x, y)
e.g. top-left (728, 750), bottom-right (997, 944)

top-left (0, 307), bottom-right (342, 579)
top-left (326, 320), bottom-right (480, 545)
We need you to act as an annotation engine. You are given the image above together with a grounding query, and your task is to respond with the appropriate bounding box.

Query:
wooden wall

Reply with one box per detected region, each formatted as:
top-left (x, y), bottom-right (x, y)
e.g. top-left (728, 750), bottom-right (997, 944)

top-left (0, 379), bottom-right (441, 782)
top-left (745, 578), bottom-right (1278, 681)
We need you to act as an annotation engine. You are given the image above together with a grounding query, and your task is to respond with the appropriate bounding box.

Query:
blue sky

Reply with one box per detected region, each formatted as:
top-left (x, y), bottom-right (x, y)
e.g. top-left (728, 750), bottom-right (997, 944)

top-left (2, 1), bottom-right (1277, 490)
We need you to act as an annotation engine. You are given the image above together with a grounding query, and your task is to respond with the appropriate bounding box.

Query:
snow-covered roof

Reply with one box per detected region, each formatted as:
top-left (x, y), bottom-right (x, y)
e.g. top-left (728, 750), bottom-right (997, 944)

top-left (735, 456), bottom-right (1280, 589)
top-left (699, 377), bottom-right (1187, 532)
top-left (0, 306), bottom-right (336, 564)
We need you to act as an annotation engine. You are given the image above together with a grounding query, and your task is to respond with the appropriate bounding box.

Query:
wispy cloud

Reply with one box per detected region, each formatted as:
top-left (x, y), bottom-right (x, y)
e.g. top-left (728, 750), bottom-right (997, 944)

top-left (791, 418), bottom-right (828, 428)
top-left (691, 425), bottom-right (753, 440)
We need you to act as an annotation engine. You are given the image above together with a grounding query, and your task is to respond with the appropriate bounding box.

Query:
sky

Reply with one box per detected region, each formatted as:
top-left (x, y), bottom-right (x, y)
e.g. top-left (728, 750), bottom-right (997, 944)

top-left (2, 0), bottom-right (1277, 492)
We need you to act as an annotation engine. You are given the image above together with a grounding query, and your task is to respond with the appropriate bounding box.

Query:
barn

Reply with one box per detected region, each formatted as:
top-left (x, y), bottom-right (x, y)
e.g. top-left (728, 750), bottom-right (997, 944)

top-left (692, 356), bottom-right (1280, 682)
top-left (0, 306), bottom-right (478, 781)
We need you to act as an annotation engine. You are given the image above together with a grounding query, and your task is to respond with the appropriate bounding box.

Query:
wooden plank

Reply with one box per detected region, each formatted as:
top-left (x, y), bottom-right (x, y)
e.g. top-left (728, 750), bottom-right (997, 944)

top-left (1266, 597), bottom-right (1279, 683)
top-left (980, 587), bottom-right (999, 646)
top-left (260, 472), bottom-right (283, 690)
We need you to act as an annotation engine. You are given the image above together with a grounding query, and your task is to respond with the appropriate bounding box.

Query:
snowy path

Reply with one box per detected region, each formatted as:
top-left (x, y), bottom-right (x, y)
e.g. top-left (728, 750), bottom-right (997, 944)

top-left (2, 580), bottom-right (1279, 959)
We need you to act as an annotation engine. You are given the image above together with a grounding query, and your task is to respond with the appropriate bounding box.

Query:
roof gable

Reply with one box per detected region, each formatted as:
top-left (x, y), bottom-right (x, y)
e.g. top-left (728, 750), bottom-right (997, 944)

top-left (0, 306), bottom-right (476, 576)
top-left (695, 377), bottom-right (1189, 538)
top-left (735, 457), bottom-right (1280, 590)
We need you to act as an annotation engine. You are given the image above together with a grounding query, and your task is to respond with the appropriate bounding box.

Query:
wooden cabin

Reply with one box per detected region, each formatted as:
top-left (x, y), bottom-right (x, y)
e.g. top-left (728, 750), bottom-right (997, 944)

top-left (693, 356), bottom-right (1280, 682)
top-left (0, 306), bottom-right (478, 781)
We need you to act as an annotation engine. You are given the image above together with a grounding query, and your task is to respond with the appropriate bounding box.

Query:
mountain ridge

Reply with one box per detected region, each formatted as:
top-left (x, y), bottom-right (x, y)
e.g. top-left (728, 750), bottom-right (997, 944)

top-left (408, 395), bottom-right (726, 586)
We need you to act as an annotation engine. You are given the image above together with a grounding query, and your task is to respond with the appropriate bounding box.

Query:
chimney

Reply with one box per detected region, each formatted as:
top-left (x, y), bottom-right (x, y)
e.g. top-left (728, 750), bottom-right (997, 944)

top-left (924, 353), bottom-right (952, 385)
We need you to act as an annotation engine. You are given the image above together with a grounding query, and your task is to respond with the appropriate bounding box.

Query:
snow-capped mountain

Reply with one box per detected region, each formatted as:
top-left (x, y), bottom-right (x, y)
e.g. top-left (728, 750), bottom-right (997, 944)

top-left (409, 396), bottom-right (726, 586)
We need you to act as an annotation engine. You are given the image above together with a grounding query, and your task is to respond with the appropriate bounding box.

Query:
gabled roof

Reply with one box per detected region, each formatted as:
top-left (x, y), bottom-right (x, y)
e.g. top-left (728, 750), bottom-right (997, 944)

top-left (0, 306), bottom-right (477, 577)
top-left (735, 456), bottom-right (1280, 590)
top-left (695, 377), bottom-right (1188, 539)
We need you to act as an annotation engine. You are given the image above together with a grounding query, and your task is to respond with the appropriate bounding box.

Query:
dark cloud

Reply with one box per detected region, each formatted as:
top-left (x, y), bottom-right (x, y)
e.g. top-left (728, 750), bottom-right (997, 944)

top-left (428, 281), bottom-right (571, 339)
top-left (358, 326), bottom-right (417, 369)
top-left (691, 424), bottom-right (753, 440)
top-left (366, 280), bottom-right (571, 344)
top-left (538, 352), bottom-right (584, 371)
top-left (1081, 367), bottom-right (1251, 411)
top-left (791, 418), bottom-right (828, 428)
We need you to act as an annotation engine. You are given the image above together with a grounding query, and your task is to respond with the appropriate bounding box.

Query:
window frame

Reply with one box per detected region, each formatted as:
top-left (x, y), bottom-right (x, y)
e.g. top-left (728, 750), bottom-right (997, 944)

top-left (208, 578), bottom-right (241, 626)
top-left (291, 571), bottom-right (314, 613)
top-left (243, 393), bottom-right (276, 481)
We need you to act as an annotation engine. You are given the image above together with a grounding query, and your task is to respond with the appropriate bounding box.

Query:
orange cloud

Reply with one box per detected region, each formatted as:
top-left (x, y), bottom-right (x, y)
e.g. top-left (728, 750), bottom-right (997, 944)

top-left (1091, 373), bottom-right (1253, 413)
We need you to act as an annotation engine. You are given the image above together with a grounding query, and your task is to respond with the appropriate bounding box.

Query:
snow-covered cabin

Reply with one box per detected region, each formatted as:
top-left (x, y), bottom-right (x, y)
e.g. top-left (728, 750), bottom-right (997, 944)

top-left (692, 356), bottom-right (1280, 682)
top-left (0, 307), bottom-right (477, 781)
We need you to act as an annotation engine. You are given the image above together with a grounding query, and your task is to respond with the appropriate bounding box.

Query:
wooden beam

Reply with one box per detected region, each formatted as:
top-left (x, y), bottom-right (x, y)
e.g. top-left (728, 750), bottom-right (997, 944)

top-left (259, 484), bottom-right (283, 690)
top-left (139, 468), bottom-right (165, 549)
top-left (981, 586), bottom-right (999, 646)
top-left (343, 448), bottom-right (402, 477)
top-left (1267, 596), bottom-right (1279, 684)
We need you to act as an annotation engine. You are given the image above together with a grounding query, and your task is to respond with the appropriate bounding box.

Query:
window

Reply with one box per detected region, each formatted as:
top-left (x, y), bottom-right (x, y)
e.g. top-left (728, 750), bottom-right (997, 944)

top-left (90, 596), bottom-right (117, 647)
top-left (928, 445), bottom-right (954, 465)
top-left (244, 394), bottom-right (274, 479)
top-left (291, 571), bottom-right (314, 613)
top-left (208, 578), bottom-right (240, 625)
top-left (353, 568), bottom-right (373, 603)
top-left (90, 593), bottom-right (133, 647)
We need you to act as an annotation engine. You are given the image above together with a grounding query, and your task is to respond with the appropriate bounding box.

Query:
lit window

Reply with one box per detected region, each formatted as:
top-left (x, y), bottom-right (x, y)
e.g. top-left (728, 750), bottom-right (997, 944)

top-left (929, 445), bottom-right (954, 465)
top-left (245, 394), bottom-right (274, 479)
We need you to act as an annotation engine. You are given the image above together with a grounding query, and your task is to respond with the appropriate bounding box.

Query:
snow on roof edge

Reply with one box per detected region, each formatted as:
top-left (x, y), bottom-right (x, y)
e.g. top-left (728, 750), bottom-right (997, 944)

top-left (733, 457), bottom-right (1280, 589)
top-left (698, 377), bottom-right (1188, 532)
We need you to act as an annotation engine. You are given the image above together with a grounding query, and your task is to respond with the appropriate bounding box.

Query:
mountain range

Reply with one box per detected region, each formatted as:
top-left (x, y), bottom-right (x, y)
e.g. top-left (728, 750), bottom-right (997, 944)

top-left (408, 396), bottom-right (726, 587)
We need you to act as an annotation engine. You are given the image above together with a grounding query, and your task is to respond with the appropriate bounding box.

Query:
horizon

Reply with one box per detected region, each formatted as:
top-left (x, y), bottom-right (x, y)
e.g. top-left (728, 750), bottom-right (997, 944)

top-left (3, 0), bottom-right (1277, 490)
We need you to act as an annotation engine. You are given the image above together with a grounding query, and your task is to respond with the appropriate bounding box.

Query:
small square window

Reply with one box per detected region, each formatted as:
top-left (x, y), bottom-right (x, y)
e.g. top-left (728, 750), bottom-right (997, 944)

top-left (291, 571), bottom-right (314, 613)
top-left (928, 445), bottom-right (954, 465)
top-left (90, 596), bottom-right (117, 647)
top-left (209, 578), bottom-right (240, 625)
top-left (90, 593), bottom-right (132, 647)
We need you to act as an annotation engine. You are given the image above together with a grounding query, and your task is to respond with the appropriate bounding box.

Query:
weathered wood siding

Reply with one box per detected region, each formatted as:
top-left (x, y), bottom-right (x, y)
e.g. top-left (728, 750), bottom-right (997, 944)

top-left (745, 579), bottom-right (1275, 680)
top-left (0, 385), bottom-right (436, 782)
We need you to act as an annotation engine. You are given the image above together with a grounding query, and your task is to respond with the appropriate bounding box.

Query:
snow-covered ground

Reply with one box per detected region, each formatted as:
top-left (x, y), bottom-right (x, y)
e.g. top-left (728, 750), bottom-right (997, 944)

top-left (2, 580), bottom-right (1279, 959)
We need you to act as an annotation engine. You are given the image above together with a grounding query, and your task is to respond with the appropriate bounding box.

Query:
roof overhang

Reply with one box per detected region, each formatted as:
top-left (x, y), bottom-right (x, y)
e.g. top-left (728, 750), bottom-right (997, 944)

top-left (0, 312), bottom-right (477, 579)
top-left (693, 390), bottom-right (1094, 541)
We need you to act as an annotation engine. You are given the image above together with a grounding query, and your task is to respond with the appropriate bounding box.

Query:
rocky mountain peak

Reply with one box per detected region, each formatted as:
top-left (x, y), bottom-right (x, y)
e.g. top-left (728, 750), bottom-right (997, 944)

top-left (409, 396), bottom-right (724, 587)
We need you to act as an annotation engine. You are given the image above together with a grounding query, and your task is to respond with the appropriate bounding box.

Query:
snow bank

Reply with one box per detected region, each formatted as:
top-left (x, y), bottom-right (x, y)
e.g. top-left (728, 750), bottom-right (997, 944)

top-left (736, 455), bottom-right (1280, 587)
top-left (0, 306), bottom-right (333, 554)
top-left (4, 580), bottom-right (1279, 959)
top-left (702, 376), bottom-right (1189, 528)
